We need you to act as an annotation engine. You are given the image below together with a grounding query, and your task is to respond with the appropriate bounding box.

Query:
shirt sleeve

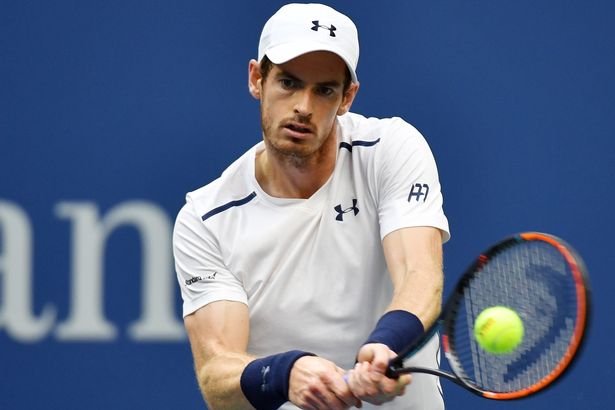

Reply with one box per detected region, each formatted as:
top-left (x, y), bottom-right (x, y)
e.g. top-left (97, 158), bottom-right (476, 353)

top-left (173, 199), bottom-right (248, 317)
top-left (375, 119), bottom-right (450, 242)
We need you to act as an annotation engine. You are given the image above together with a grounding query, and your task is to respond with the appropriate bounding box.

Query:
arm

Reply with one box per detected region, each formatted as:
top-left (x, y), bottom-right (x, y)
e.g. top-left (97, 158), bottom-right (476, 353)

top-left (184, 300), bottom-right (254, 410)
top-left (185, 300), bottom-right (360, 410)
top-left (382, 225), bottom-right (443, 327)
top-left (348, 226), bottom-right (444, 404)
top-left (176, 202), bottom-right (359, 409)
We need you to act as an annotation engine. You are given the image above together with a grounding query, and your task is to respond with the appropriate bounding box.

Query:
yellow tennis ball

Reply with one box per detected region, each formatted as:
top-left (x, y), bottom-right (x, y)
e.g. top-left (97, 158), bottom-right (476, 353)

top-left (474, 306), bottom-right (524, 354)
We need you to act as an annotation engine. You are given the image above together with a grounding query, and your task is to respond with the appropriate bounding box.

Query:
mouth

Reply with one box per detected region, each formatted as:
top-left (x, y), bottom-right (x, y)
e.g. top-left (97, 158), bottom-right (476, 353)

top-left (283, 122), bottom-right (313, 136)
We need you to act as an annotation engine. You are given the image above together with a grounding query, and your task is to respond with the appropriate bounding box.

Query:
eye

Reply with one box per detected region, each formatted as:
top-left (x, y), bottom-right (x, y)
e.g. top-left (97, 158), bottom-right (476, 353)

top-left (317, 86), bottom-right (334, 96)
top-left (280, 78), bottom-right (297, 89)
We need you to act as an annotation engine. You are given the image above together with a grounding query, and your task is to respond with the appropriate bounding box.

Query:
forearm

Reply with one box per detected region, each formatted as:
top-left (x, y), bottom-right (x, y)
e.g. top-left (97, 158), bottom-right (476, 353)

top-left (387, 264), bottom-right (443, 328)
top-left (196, 351), bottom-right (255, 410)
top-left (185, 302), bottom-right (255, 410)
top-left (197, 347), bottom-right (333, 410)
top-left (382, 226), bottom-right (444, 329)
top-left (354, 286), bottom-right (440, 405)
top-left (184, 300), bottom-right (353, 410)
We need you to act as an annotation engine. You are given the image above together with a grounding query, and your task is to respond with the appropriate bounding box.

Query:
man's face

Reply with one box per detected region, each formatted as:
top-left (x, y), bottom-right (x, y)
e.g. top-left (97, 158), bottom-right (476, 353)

top-left (251, 51), bottom-right (358, 164)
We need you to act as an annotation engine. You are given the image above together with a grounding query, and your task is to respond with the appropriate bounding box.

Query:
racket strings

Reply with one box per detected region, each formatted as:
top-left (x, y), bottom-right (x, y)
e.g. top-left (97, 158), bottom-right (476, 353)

top-left (447, 240), bottom-right (580, 393)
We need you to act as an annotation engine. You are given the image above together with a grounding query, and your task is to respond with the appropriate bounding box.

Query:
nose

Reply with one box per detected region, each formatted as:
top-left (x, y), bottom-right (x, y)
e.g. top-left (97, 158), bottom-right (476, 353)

top-left (293, 90), bottom-right (313, 118)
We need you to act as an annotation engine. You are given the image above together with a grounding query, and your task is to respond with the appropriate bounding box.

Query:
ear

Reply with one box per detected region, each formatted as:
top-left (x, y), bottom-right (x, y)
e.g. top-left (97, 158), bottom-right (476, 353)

top-left (248, 59), bottom-right (262, 100)
top-left (337, 82), bottom-right (360, 116)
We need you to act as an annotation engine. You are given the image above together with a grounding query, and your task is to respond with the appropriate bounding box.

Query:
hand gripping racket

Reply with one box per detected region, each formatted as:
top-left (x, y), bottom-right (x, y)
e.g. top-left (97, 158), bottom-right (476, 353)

top-left (386, 232), bottom-right (590, 400)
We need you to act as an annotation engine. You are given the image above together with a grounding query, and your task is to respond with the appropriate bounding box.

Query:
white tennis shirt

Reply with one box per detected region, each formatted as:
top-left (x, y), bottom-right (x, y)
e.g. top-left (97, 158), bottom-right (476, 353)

top-left (173, 112), bottom-right (450, 409)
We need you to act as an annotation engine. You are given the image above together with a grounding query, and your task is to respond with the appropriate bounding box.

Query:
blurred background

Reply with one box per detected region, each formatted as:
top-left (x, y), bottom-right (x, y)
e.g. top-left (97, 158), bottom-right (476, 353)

top-left (1, 1), bottom-right (613, 409)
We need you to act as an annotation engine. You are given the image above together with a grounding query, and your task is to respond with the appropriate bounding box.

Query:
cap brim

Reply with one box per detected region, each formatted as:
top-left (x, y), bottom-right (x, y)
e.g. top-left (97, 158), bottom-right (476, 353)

top-left (265, 41), bottom-right (358, 83)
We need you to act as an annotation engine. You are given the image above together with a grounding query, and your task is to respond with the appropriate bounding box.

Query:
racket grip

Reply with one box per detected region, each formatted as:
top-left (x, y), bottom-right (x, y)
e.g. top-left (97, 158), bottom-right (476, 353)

top-left (385, 358), bottom-right (404, 378)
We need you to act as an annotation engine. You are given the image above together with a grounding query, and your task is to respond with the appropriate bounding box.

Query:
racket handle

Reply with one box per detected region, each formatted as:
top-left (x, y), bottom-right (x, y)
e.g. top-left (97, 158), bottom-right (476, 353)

top-left (386, 358), bottom-right (404, 378)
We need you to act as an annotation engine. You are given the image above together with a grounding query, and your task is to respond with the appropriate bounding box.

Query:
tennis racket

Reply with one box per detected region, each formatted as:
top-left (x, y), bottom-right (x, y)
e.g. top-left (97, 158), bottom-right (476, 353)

top-left (386, 232), bottom-right (590, 400)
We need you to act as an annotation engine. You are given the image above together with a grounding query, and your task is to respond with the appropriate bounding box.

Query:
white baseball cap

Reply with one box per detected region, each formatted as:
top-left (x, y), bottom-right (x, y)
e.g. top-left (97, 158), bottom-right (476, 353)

top-left (258, 3), bottom-right (360, 83)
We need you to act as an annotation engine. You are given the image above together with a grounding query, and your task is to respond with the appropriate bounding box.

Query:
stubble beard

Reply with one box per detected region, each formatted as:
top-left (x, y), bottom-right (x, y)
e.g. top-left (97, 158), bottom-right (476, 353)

top-left (260, 109), bottom-right (330, 170)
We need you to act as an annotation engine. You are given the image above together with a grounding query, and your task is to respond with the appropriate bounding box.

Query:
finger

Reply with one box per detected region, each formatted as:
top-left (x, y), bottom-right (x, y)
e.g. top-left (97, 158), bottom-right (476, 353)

top-left (352, 362), bottom-right (381, 397)
top-left (306, 385), bottom-right (330, 410)
top-left (301, 398), bottom-right (318, 410)
top-left (310, 382), bottom-right (349, 410)
top-left (399, 373), bottom-right (412, 386)
top-left (337, 366), bottom-right (350, 383)
top-left (352, 361), bottom-right (371, 385)
top-left (303, 393), bottom-right (323, 410)
top-left (379, 372), bottom-right (411, 397)
top-left (326, 370), bottom-right (361, 408)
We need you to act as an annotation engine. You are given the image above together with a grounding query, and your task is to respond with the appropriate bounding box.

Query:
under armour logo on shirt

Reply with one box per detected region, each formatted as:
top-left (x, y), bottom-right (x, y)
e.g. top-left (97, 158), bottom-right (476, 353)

top-left (334, 199), bottom-right (359, 221)
top-left (311, 20), bottom-right (337, 37)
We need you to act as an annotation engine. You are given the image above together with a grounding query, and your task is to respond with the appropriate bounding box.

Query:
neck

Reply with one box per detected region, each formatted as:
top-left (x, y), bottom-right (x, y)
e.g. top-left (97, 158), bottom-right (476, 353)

top-left (255, 126), bottom-right (338, 199)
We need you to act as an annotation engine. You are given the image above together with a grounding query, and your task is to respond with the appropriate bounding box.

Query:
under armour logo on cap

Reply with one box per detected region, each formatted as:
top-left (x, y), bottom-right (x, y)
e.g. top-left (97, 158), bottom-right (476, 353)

top-left (311, 20), bottom-right (337, 37)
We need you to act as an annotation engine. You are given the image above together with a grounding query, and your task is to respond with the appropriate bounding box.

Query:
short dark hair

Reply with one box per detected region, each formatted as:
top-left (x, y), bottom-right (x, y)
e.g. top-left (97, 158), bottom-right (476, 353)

top-left (259, 55), bottom-right (353, 93)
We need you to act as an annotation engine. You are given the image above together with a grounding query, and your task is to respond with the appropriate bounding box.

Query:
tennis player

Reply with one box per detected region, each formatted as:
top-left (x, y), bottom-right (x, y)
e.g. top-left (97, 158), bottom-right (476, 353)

top-left (173, 3), bottom-right (450, 409)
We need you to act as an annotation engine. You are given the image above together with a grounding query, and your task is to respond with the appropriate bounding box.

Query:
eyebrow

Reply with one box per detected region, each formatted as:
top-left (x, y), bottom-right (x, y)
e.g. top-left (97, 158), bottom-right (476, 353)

top-left (275, 69), bottom-right (343, 88)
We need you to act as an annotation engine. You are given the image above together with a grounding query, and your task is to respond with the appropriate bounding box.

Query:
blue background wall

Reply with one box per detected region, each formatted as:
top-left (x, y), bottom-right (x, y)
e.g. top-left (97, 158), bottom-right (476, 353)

top-left (2, 1), bottom-right (613, 409)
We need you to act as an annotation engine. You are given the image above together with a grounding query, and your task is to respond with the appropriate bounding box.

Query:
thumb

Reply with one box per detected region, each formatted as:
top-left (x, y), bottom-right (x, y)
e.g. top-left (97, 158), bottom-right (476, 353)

top-left (358, 343), bottom-right (391, 373)
top-left (370, 347), bottom-right (391, 373)
top-left (356, 344), bottom-right (376, 363)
